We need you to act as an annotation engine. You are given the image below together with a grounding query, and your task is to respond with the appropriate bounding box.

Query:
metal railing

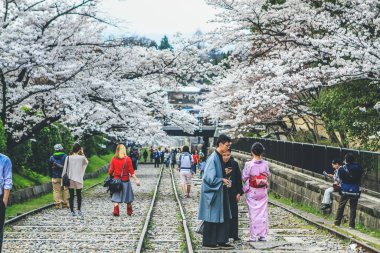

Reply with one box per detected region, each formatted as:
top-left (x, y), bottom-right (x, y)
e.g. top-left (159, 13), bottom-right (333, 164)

top-left (232, 137), bottom-right (380, 193)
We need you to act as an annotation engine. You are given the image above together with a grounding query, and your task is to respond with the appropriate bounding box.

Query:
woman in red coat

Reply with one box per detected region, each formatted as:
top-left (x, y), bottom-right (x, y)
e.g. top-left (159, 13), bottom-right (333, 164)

top-left (109, 144), bottom-right (140, 216)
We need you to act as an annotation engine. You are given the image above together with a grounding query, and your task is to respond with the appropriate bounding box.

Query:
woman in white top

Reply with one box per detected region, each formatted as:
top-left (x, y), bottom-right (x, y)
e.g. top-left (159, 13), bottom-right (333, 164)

top-left (62, 143), bottom-right (88, 217)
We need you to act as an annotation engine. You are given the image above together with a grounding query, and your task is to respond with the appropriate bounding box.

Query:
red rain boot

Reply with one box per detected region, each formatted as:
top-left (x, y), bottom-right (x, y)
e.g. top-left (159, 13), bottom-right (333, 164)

top-left (113, 205), bottom-right (120, 216)
top-left (127, 205), bottom-right (133, 216)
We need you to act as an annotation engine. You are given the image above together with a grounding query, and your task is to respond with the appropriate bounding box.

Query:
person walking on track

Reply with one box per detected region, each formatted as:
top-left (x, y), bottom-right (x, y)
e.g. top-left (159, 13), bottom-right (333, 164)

top-left (62, 143), bottom-right (88, 218)
top-left (109, 144), bottom-right (140, 216)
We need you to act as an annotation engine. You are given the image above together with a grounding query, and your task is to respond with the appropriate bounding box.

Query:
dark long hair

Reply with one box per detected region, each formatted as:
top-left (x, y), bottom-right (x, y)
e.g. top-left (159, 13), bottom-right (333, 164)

top-left (71, 143), bottom-right (81, 155)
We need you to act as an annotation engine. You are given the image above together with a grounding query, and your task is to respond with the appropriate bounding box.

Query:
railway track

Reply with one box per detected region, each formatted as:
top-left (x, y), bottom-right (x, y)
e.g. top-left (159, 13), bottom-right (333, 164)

top-left (3, 164), bottom-right (378, 252)
top-left (3, 164), bottom-right (193, 253)
top-left (3, 165), bottom-right (160, 252)
top-left (136, 166), bottom-right (193, 253)
top-left (174, 171), bottom-right (378, 253)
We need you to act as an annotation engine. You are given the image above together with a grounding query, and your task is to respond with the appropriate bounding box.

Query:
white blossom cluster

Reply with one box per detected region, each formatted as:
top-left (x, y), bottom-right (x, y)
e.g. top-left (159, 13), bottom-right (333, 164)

top-left (0, 0), bottom-right (217, 146)
top-left (202, 0), bottom-right (380, 135)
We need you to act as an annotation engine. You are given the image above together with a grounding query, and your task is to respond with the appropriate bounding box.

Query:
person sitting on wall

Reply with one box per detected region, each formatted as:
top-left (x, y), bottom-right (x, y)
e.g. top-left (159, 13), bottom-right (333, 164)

top-left (321, 159), bottom-right (342, 210)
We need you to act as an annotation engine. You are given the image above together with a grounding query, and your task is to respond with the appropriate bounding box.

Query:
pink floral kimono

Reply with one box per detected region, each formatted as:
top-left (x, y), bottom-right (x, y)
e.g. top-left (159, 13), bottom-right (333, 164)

top-left (242, 159), bottom-right (270, 241)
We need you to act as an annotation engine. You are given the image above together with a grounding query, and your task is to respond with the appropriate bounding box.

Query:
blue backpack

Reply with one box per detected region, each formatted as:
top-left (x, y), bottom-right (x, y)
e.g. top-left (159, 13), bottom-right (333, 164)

top-left (340, 165), bottom-right (361, 199)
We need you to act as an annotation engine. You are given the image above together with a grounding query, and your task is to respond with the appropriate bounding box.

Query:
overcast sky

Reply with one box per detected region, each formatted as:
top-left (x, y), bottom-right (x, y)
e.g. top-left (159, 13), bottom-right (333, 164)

top-left (99, 0), bottom-right (218, 42)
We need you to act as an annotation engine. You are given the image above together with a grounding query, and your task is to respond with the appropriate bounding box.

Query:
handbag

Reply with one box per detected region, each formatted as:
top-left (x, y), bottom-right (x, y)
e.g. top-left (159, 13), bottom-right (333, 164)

top-left (195, 220), bottom-right (204, 235)
top-left (62, 157), bottom-right (70, 187)
top-left (109, 158), bottom-right (127, 193)
top-left (103, 176), bottom-right (112, 188)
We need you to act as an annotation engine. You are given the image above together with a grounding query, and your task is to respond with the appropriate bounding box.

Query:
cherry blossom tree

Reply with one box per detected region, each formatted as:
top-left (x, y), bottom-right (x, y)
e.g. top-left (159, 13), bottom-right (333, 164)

top-left (203, 0), bottom-right (380, 137)
top-left (0, 0), bottom-right (215, 149)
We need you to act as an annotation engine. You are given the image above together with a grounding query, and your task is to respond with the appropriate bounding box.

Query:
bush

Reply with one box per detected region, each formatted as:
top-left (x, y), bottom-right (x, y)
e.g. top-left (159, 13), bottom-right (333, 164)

top-left (0, 121), bottom-right (6, 154)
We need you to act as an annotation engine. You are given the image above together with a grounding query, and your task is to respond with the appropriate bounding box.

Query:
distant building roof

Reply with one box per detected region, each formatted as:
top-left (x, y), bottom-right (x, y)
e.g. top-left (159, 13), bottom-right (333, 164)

top-left (168, 86), bottom-right (202, 93)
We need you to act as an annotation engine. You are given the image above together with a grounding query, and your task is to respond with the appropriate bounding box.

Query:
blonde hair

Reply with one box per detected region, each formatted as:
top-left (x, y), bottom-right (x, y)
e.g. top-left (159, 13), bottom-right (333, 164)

top-left (114, 144), bottom-right (127, 159)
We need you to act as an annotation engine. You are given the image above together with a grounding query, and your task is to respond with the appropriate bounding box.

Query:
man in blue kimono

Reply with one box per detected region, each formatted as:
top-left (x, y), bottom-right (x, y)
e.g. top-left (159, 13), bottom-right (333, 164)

top-left (198, 134), bottom-right (233, 249)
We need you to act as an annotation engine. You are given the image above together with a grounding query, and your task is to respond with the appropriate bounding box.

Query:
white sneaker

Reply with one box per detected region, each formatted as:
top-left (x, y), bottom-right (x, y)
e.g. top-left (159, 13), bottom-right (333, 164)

top-left (77, 211), bottom-right (83, 217)
top-left (69, 211), bottom-right (76, 217)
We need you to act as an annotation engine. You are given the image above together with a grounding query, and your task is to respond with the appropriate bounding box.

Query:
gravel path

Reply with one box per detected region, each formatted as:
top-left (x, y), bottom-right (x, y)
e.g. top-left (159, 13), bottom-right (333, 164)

top-left (173, 170), bottom-right (357, 253)
top-left (2, 165), bottom-right (360, 252)
top-left (3, 165), bottom-right (160, 253)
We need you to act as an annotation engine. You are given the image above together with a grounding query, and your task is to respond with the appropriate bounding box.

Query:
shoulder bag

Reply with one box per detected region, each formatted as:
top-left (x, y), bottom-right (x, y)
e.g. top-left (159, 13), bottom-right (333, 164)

top-left (62, 157), bottom-right (71, 187)
top-left (109, 158), bottom-right (127, 193)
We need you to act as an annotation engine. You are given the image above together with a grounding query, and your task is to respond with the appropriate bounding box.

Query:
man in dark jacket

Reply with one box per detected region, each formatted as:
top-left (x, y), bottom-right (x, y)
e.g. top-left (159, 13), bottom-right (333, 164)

top-left (130, 148), bottom-right (139, 170)
top-left (143, 149), bottom-right (148, 163)
top-left (153, 149), bottom-right (160, 168)
top-left (334, 153), bottom-right (364, 229)
top-left (222, 148), bottom-right (243, 241)
top-left (48, 144), bottom-right (68, 208)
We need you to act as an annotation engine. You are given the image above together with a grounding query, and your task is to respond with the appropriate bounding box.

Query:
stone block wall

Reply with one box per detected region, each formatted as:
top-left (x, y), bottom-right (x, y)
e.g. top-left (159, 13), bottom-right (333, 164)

top-left (232, 152), bottom-right (380, 231)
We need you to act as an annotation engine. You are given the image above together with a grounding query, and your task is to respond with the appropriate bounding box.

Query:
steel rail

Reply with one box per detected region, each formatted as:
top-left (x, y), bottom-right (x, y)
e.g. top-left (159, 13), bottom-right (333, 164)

top-left (5, 182), bottom-right (102, 225)
top-left (269, 199), bottom-right (379, 253)
top-left (135, 165), bottom-right (164, 253)
top-left (169, 166), bottom-right (194, 253)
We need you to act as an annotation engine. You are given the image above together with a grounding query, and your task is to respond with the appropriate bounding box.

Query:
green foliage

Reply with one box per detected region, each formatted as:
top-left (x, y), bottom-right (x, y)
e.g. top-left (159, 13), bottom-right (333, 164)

top-left (12, 170), bottom-right (50, 191)
top-left (57, 124), bottom-right (74, 151)
top-left (8, 141), bottom-right (33, 173)
top-left (81, 133), bottom-right (111, 157)
top-left (8, 123), bottom-right (75, 174)
top-left (139, 148), bottom-right (151, 163)
top-left (29, 127), bottom-right (55, 174)
top-left (291, 131), bottom-right (339, 147)
top-left (267, 0), bottom-right (286, 5)
top-left (28, 124), bottom-right (74, 174)
top-left (86, 153), bottom-right (113, 173)
top-left (0, 121), bottom-right (6, 153)
top-left (158, 35), bottom-right (173, 50)
top-left (309, 80), bottom-right (380, 150)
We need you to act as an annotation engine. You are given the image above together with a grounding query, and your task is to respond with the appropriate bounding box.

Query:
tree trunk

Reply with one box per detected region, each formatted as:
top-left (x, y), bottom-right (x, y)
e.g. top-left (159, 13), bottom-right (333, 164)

top-left (299, 115), bottom-right (318, 143)
top-left (0, 69), bottom-right (7, 125)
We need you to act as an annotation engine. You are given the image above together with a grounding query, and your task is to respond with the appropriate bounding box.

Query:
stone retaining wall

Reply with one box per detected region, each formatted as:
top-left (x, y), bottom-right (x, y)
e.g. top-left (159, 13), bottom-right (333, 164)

top-left (232, 152), bottom-right (380, 231)
top-left (9, 165), bottom-right (109, 206)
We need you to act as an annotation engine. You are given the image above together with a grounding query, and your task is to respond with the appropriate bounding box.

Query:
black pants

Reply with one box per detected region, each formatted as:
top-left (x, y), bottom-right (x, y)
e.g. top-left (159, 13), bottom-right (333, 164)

top-left (228, 193), bottom-right (239, 239)
top-left (154, 158), bottom-right (160, 168)
top-left (69, 189), bottom-right (82, 213)
top-left (0, 194), bottom-right (6, 253)
top-left (334, 195), bottom-right (359, 228)
top-left (202, 188), bottom-right (230, 246)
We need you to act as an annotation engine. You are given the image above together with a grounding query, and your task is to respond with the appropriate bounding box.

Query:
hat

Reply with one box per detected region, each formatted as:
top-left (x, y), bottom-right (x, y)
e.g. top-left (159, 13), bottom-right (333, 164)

top-left (54, 144), bottom-right (64, 151)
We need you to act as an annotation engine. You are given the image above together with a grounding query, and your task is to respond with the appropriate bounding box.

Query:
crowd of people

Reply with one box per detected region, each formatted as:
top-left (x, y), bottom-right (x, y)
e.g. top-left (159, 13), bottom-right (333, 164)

top-left (0, 134), bottom-right (367, 252)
